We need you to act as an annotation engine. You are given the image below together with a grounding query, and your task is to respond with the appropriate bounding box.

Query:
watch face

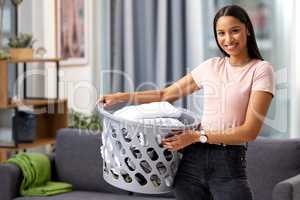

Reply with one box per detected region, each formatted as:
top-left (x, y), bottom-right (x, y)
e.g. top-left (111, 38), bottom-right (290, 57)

top-left (200, 135), bottom-right (207, 143)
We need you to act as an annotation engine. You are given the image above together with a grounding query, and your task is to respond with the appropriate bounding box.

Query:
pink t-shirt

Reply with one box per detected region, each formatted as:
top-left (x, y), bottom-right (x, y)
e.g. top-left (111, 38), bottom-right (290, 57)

top-left (191, 57), bottom-right (275, 131)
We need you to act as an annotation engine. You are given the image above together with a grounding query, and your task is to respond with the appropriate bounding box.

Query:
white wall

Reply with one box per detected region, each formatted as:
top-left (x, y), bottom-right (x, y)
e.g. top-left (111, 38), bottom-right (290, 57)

top-left (58, 0), bottom-right (97, 114)
top-left (290, 0), bottom-right (300, 138)
top-left (19, 0), bottom-right (97, 114)
top-left (185, 0), bottom-right (205, 113)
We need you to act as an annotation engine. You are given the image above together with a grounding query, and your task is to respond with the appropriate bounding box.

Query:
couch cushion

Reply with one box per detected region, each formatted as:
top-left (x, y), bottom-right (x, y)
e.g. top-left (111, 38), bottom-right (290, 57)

top-left (55, 128), bottom-right (128, 194)
top-left (14, 191), bottom-right (174, 200)
top-left (246, 138), bottom-right (300, 200)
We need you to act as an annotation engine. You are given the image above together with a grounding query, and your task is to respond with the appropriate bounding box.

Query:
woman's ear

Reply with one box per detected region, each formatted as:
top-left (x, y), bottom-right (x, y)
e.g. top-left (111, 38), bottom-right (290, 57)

top-left (246, 28), bottom-right (250, 36)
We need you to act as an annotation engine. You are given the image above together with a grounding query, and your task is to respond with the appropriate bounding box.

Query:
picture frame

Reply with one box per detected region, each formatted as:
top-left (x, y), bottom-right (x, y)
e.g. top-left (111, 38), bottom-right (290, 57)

top-left (55, 0), bottom-right (88, 66)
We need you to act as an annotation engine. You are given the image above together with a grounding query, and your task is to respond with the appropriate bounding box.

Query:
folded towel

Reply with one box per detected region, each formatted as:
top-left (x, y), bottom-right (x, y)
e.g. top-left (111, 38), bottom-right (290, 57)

top-left (7, 153), bottom-right (72, 197)
top-left (113, 101), bottom-right (182, 120)
top-left (136, 118), bottom-right (184, 127)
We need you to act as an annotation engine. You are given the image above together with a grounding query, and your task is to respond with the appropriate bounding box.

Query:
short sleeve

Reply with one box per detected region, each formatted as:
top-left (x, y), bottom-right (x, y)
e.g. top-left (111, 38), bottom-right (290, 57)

top-left (252, 62), bottom-right (275, 96)
top-left (190, 58), bottom-right (214, 89)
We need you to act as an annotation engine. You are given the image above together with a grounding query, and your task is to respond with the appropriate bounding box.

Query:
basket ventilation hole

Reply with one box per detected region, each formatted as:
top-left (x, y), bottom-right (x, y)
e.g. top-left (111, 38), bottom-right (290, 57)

top-left (140, 160), bottom-right (152, 174)
top-left (120, 170), bottom-right (132, 183)
top-left (164, 174), bottom-right (173, 187)
top-left (115, 141), bottom-right (126, 155)
top-left (130, 146), bottom-right (142, 159)
top-left (137, 132), bottom-right (148, 146)
top-left (121, 148), bottom-right (126, 155)
top-left (163, 149), bottom-right (173, 161)
top-left (156, 162), bottom-right (167, 175)
top-left (110, 168), bottom-right (119, 179)
top-left (110, 124), bottom-right (117, 138)
top-left (135, 173), bottom-right (147, 186)
top-left (122, 128), bottom-right (132, 142)
top-left (103, 162), bottom-right (109, 174)
top-left (150, 174), bottom-right (161, 187)
top-left (115, 141), bottom-right (122, 150)
top-left (155, 135), bottom-right (164, 148)
top-left (125, 157), bottom-right (136, 171)
top-left (147, 148), bottom-right (159, 161)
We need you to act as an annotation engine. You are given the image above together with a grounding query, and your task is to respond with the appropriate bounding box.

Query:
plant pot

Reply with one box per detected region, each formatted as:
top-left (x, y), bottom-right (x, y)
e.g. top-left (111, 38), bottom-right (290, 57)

top-left (9, 48), bottom-right (33, 60)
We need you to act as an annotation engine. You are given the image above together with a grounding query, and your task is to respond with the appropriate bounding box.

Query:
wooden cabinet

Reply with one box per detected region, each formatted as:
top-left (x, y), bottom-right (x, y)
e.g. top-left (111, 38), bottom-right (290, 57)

top-left (0, 59), bottom-right (68, 162)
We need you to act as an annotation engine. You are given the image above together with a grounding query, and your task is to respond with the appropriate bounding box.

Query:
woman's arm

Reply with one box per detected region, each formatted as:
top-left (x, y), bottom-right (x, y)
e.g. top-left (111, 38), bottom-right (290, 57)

top-left (163, 91), bottom-right (273, 150)
top-left (204, 91), bottom-right (273, 145)
top-left (98, 73), bottom-right (200, 106)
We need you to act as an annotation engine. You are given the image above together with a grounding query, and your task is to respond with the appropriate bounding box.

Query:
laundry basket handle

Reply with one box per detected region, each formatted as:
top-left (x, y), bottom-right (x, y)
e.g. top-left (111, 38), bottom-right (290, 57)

top-left (96, 103), bottom-right (112, 118)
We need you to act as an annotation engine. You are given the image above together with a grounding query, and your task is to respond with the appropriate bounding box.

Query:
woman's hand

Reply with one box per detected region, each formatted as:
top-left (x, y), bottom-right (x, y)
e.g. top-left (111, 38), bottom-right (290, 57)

top-left (96, 92), bottom-right (127, 107)
top-left (162, 129), bottom-right (198, 151)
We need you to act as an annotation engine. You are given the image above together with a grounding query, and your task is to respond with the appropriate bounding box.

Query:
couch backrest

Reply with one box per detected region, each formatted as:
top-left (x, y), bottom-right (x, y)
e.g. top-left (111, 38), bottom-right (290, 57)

top-left (247, 137), bottom-right (300, 200)
top-left (55, 128), bottom-right (129, 194)
top-left (55, 129), bottom-right (300, 200)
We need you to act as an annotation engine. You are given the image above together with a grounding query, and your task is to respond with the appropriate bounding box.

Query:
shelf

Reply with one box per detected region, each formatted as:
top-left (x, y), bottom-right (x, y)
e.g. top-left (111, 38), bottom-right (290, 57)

top-left (0, 98), bottom-right (68, 162)
top-left (0, 51), bottom-right (68, 162)
top-left (0, 98), bottom-right (67, 109)
top-left (5, 98), bottom-right (67, 108)
top-left (7, 58), bottom-right (62, 63)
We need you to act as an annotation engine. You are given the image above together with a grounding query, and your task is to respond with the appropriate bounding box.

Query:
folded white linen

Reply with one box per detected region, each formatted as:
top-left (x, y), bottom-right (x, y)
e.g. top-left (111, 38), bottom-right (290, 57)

top-left (136, 118), bottom-right (184, 127)
top-left (113, 101), bottom-right (182, 120)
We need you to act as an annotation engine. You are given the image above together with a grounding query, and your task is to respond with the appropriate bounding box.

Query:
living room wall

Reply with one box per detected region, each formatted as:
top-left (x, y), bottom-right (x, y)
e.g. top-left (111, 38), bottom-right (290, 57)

top-left (18, 0), bottom-right (98, 114)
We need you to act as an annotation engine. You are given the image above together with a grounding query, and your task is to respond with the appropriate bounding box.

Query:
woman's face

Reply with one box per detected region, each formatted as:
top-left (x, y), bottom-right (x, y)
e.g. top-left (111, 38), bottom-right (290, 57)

top-left (216, 16), bottom-right (249, 58)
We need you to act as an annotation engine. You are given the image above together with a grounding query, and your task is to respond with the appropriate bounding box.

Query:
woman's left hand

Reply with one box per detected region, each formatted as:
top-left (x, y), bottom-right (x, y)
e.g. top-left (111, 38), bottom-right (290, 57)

top-left (162, 129), bottom-right (197, 151)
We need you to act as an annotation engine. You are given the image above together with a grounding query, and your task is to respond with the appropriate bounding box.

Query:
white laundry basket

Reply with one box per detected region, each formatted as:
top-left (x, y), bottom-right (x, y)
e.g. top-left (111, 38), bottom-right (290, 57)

top-left (98, 102), bottom-right (200, 194)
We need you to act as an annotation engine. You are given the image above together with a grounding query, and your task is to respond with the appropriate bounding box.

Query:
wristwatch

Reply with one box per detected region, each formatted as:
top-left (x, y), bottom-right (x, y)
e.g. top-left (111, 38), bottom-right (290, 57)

top-left (199, 129), bottom-right (208, 143)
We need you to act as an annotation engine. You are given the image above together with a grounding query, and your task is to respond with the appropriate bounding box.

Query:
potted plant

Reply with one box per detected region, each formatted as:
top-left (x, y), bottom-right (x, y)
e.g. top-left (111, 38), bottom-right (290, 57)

top-left (8, 33), bottom-right (35, 59)
top-left (0, 49), bottom-right (9, 60)
top-left (69, 109), bottom-right (102, 133)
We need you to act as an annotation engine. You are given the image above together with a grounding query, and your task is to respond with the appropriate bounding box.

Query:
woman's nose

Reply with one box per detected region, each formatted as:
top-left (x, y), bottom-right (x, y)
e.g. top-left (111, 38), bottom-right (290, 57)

top-left (225, 34), bottom-right (234, 43)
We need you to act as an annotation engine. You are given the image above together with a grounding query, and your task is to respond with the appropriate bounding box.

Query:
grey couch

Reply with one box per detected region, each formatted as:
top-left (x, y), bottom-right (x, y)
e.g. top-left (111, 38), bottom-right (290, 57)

top-left (1, 128), bottom-right (300, 200)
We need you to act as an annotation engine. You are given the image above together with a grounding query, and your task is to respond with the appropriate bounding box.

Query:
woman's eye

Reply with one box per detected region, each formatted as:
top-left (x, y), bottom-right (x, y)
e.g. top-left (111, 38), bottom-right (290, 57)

top-left (232, 29), bottom-right (240, 33)
top-left (217, 32), bottom-right (224, 36)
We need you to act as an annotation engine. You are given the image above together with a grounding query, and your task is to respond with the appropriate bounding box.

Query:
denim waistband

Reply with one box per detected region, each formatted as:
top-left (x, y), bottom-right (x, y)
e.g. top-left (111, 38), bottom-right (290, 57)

top-left (192, 142), bottom-right (248, 150)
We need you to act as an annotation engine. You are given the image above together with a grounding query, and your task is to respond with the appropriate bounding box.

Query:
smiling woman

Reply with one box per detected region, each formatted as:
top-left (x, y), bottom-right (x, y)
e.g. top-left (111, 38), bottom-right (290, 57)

top-left (97, 4), bottom-right (275, 200)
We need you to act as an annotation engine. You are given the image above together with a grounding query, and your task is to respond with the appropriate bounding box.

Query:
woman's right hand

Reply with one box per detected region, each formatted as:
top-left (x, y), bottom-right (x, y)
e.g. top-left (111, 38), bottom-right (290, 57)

top-left (96, 92), bottom-right (128, 108)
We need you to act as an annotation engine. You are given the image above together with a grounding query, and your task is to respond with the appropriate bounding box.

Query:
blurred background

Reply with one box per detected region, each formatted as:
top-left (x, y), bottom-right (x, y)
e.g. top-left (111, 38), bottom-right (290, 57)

top-left (0, 0), bottom-right (299, 139)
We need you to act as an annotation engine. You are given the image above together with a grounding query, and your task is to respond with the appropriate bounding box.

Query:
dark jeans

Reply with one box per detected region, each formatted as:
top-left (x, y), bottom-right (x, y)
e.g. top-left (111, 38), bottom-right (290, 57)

top-left (174, 143), bottom-right (253, 200)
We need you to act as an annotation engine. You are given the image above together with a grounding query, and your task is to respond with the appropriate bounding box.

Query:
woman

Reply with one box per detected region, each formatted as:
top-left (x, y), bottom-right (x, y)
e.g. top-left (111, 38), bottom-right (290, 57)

top-left (97, 5), bottom-right (274, 200)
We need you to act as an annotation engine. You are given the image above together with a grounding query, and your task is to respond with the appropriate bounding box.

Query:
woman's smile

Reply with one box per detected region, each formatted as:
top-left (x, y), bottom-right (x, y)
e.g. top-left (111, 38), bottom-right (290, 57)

top-left (224, 42), bottom-right (239, 51)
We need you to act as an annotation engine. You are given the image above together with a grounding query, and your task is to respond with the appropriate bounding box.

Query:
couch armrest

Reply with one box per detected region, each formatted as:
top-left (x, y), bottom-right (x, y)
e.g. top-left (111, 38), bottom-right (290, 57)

top-left (0, 163), bottom-right (22, 200)
top-left (48, 153), bottom-right (59, 181)
top-left (0, 153), bottom-right (57, 200)
top-left (273, 174), bottom-right (300, 200)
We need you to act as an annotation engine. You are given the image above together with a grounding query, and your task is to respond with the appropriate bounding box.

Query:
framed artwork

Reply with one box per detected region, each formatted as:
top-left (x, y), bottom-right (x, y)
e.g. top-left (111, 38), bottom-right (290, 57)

top-left (55, 0), bottom-right (88, 66)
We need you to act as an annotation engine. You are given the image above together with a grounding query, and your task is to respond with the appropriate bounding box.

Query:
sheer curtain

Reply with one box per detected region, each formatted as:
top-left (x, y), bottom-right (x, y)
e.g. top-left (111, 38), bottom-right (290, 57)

top-left (96, 0), bottom-right (204, 108)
